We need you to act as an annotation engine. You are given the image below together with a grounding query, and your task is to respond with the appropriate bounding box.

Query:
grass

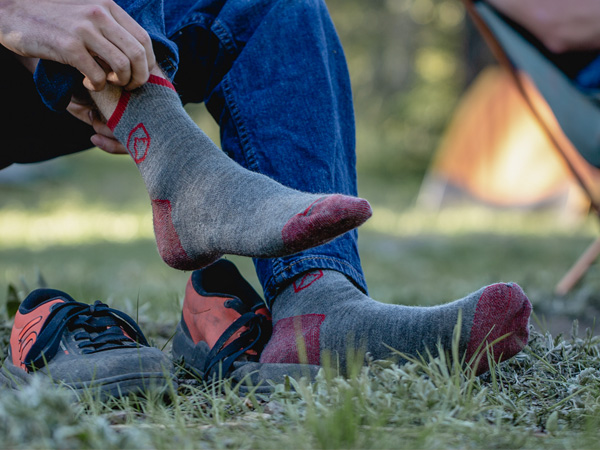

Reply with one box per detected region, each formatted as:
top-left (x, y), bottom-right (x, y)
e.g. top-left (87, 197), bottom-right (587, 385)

top-left (1, 326), bottom-right (600, 449)
top-left (2, 119), bottom-right (600, 448)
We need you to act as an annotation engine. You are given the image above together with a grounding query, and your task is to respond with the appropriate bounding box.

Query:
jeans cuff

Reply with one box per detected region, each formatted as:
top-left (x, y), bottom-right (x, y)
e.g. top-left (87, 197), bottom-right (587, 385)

top-left (262, 255), bottom-right (368, 308)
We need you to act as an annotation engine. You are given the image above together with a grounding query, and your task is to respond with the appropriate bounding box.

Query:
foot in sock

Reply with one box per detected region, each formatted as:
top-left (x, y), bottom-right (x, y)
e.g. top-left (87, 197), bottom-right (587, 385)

top-left (102, 75), bottom-right (371, 270)
top-left (260, 270), bottom-right (532, 374)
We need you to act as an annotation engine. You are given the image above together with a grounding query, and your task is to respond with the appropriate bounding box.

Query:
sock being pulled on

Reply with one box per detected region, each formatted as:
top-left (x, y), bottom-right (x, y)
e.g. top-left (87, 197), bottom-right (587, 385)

top-left (106, 75), bottom-right (372, 270)
top-left (260, 270), bottom-right (531, 374)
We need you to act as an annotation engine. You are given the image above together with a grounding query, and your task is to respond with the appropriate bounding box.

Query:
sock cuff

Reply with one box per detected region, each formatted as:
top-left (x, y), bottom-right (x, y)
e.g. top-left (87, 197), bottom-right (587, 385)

top-left (106, 75), bottom-right (177, 131)
top-left (147, 74), bottom-right (176, 91)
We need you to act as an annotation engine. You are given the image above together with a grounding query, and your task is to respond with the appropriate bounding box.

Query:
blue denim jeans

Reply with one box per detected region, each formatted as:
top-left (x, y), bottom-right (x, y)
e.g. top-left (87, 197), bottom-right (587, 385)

top-left (33, 0), bottom-right (367, 305)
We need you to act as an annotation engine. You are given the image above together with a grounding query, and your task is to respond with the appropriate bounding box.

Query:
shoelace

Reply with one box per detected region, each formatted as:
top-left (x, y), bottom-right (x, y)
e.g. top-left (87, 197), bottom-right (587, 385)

top-left (202, 303), bottom-right (272, 380)
top-left (25, 300), bottom-right (149, 371)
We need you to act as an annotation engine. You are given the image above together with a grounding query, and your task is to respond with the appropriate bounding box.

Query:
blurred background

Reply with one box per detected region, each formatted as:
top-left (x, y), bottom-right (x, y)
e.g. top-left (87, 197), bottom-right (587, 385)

top-left (1, 0), bottom-right (599, 336)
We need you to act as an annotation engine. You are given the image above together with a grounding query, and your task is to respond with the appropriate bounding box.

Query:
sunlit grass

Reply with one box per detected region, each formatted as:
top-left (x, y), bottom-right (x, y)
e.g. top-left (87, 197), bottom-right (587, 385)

top-left (1, 189), bottom-right (595, 250)
top-left (365, 204), bottom-right (598, 238)
top-left (0, 206), bottom-right (153, 249)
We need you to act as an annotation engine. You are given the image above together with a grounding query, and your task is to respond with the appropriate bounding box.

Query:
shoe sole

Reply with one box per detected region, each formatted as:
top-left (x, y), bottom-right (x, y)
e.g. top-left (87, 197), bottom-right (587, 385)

top-left (0, 361), bottom-right (176, 399)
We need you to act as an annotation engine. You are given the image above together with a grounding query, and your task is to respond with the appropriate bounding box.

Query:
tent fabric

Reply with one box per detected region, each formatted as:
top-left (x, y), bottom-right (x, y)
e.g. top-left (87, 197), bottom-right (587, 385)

top-left (475, 1), bottom-right (600, 168)
top-left (418, 66), bottom-right (589, 212)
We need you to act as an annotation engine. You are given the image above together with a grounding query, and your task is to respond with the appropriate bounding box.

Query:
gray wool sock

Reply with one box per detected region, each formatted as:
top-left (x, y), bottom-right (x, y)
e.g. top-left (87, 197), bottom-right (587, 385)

top-left (260, 270), bottom-right (531, 374)
top-left (107, 76), bottom-right (372, 270)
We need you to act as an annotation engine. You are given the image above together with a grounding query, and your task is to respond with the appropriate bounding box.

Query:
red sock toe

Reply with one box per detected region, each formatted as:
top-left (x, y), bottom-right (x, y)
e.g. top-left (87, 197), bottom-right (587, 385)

top-left (466, 283), bottom-right (531, 375)
top-left (282, 195), bottom-right (372, 253)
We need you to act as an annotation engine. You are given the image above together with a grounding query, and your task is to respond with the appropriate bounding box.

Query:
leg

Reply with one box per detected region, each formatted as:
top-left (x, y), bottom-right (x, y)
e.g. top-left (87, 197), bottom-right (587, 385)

top-left (172, 0), bottom-right (368, 298)
top-left (261, 271), bottom-right (531, 374)
top-left (89, 67), bottom-right (371, 270)
top-left (41, 0), bottom-right (370, 271)
top-left (172, 0), bottom-right (532, 373)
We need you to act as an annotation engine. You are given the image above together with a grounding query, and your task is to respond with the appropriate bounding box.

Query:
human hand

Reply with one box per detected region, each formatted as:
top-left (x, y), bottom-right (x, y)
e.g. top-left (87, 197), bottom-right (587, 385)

top-left (0, 0), bottom-right (156, 91)
top-left (486, 0), bottom-right (600, 53)
top-left (67, 96), bottom-right (127, 154)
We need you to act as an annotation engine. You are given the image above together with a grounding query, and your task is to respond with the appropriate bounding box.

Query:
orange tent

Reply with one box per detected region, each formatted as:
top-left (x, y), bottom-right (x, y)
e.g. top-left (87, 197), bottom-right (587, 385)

top-left (418, 65), bottom-right (590, 215)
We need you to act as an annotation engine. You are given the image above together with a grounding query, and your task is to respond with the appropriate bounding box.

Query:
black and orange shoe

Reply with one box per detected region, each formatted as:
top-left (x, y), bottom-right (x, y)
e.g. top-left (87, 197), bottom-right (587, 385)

top-left (0, 288), bottom-right (174, 398)
top-left (172, 259), bottom-right (319, 392)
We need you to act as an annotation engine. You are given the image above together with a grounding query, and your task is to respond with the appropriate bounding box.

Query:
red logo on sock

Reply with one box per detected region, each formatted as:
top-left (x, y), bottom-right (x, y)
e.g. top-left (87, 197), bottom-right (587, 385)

top-left (293, 270), bottom-right (324, 292)
top-left (127, 123), bottom-right (151, 164)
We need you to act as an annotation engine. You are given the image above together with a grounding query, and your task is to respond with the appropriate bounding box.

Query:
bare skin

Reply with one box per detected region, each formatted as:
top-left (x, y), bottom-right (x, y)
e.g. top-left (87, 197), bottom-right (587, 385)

top-left (487, 0), bottom-right (600, 53)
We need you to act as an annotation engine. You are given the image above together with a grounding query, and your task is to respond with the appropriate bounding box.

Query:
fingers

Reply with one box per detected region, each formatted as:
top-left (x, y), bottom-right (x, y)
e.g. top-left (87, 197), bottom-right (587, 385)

top-left (91, 134), bottom-right (128, 154)
top-left (109, 2), bottom-right (156, 89)
top-left (88, 2), bottom-right (155, 90)
top-left (75, 2), bottom-right (156, 91)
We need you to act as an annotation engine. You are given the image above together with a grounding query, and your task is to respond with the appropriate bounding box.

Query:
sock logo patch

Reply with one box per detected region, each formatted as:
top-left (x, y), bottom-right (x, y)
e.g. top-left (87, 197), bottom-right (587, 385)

top-left (127, 123), bottom-right (151, 164)
top-left (293, 270), bottom-right (324, 292)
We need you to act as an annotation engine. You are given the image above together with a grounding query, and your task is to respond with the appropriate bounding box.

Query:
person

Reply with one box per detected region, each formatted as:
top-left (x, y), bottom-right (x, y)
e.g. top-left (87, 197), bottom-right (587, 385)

top-left (484, 0), bottom-right (600, 93)
top-left (485, 0), bottom-right (600, 54)
top-left (0, 0), bottom-right (532, 394)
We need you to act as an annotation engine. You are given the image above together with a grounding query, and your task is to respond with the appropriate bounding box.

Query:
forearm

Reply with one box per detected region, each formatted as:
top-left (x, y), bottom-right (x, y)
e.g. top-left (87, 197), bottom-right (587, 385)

top-left (486, 0), bottom-right (600, 53)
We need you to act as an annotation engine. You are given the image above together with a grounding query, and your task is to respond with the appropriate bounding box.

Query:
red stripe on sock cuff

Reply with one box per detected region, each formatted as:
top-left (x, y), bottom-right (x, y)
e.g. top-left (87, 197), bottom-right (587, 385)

top-left (107, 91), bottom-right (131, 131)
top-left (147, 74), bottom-right (176, 91)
